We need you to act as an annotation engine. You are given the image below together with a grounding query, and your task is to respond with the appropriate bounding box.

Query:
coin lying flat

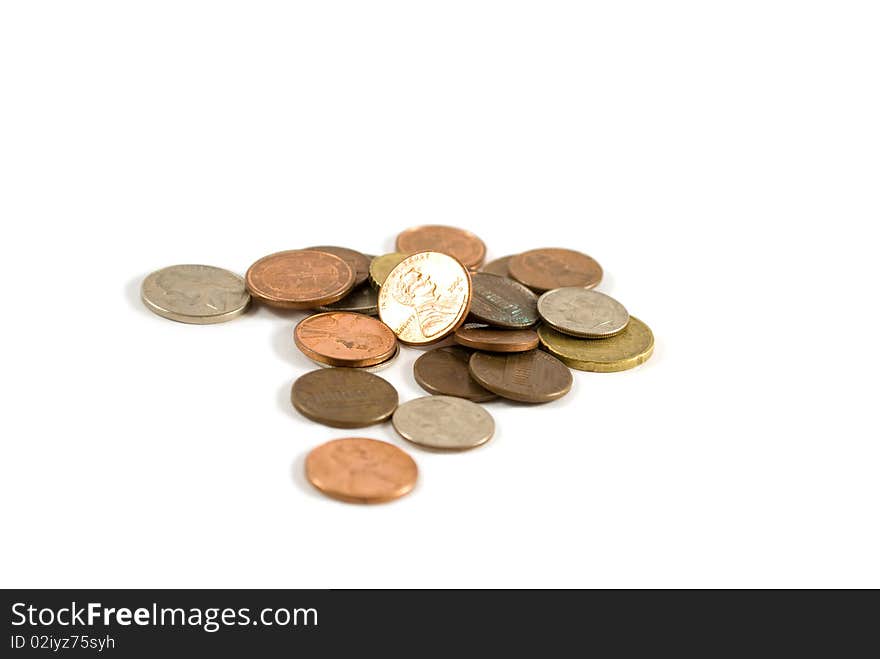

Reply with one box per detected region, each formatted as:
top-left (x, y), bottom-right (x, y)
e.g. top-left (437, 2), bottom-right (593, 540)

top-left (480, 255), bottom-right (514, 277)
top-left (395, 225), bottom-right (486, 270)
top-left (369, 252), bottom-right (408, 288)
top-left (468, 349), bottom-right (573, 403)
top-left (454, 326), bottom-right (539, 353)
top-left (469, 273), bottom-right (539, 328)
top-left (291, 368), bottom-right (398, 428)
top-left (378, 251), bottom-right (472, 345)
top-left (306, 437), bottom-right (418, 503)
top-left (317, 284), bottom-right (379, 315)
top-left (294, 312), bottom-right (398, 367)
top-left (508, 248), bottom-right (603, 293)
top-left (246, 249), bottom-right (355, 309)
top-left (141, 264), bottom-right (250, 324)
top-left (537, 287), bottom-right (629, 338)
top-left (307, 246), bottom-right (372, 287)
top-left (413, 346), bottom-right (497, 402)
top-left (392, 395), bottom-right (494, 450)
top-left (538, 317), bottom-right (654, 372)
top-left (309, 343), bottom-right (400, 372)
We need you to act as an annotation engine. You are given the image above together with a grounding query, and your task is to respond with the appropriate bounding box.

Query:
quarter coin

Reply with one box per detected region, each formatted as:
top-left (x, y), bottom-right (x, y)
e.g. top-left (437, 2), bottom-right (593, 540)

top-left (395, 225), bottom-right (486, 270)
top-left (537, 317), bottom-right (654, 372)
top-left (479, 255), bottom-right (514, 277)
top-left (413, 346), bottom-right (497, 402)
top-left (369, 252), bottom-right (408, 288)
top-left (469, 273), bottom-right (539, 328)
top-left (468, 350), bottom-right (573, 403)
top-left (307, 246), bottom-right (372, 287)
top-left (246, 249), bottom-right (355, 309)
top-left (317, 284), bottom-right (379, 315)
top-left (141, 264), bottom-right (250, 324)
top-left (537, 287), bottom-right (629, 338)
top-left (294, 311), bottom-right (397, 367)
top-left (392, 395), bottom-right (494, 450)
top-left (291, 368), bottom-right (398, 428)
top-left (306, 437), bottom-right (418, 503)
top-left (508, 248), bottom-right (603, 293)
top-left (454, 326), bottom-right (539, 352)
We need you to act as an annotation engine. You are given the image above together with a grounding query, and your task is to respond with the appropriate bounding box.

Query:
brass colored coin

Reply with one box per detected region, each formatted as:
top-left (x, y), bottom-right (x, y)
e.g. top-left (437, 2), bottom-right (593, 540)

top-left (141, 264), bottom-right (250, 324)
top-left (468, 350), bottom-right (573, 403)
top-left (291, 368), bottom-right (398, 428)
top-left (413, 346), bottom-right (497, 402)
top-left (537, 287), bottom-right (629, 338)
top-left (317, 284), bottom-right (379, 315)
top-left (294, 312), bottom-right (397, 367)
top-left (369, 252), bottom-right (408, 288)
top-left (508, 248), bottom-right (603, 293)
top-left (392, 395), bottom-right (495, 450)
top-left (469, 273), bottom-right (539, 328)
top-left (454, 326), bottom-right (539, 353)
top-left (395, 225), bottom-right (486, 270)
top-left (480, 255), bottom-right (514, 277)
top-left (307, 246), bottom-right (372, 287)
top-left (246, 249), bottom-right (355, 309)
top-left (378, 251), bottom-right (472, 345)
top-left (537, 317), bottom-right (654, 372)
top-left (305, 437), bottom-right (418, 504)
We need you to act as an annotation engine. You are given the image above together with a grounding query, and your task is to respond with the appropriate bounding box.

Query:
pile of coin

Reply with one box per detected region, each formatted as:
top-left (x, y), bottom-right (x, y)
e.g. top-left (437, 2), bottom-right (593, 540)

top-left (141, 224), bottom-right (653, 504)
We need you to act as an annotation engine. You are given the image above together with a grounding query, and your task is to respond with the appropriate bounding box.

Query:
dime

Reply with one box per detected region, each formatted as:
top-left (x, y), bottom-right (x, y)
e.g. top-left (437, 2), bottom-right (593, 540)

top-left (369, 252), bottom-right (408, 288)
top-left (308, 343), bottom-right (400, 373)
top-left (413, 346), bottom-right (497, 402)
top-left (307, 246), bottom-right (372, 287)
top-left (305, 437), bottom-right (417, 503)
top-left (294, 312), bottom-right (397, 367)
top-left (395, 225), bottom-right (486, 270)
top-left (392, 395), bottom-right (494, 450)
top-left (468, 350), bottom-right (573, 403)
top-left (537, 287), bottom-right (629, 338)
top-left (537, 317), bottom-right (654, 372)
top-left (141, 264), bottom-right (250, 324)
top-left (246, 249), bottom-right (355, 309)
top-left (378, 251), bottom-right (472, 345)
top-left (291, 368), bottom-right (398, 428)
top-left (469, 273), bottom-right (539, 328)
top-left (508, 248), bottom-right (603, 293)
top-left (454, 326), bottom-right (539, 353)
top-left (480, 255), bottom-right (514, 277)
top-left (316, 284), bottom-right (379, 315)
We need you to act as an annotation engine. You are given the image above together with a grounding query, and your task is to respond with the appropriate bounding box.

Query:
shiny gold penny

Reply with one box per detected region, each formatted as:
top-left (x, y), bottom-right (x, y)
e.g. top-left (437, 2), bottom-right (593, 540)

top-left (369, 252), bottom-right (408, 288)
top-left (537, 317), bottom-right (654, 372)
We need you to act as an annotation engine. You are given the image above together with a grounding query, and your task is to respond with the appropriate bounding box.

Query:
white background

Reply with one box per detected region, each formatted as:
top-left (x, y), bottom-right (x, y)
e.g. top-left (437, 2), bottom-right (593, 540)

top-left (1, 2), bottom-right (878, 588)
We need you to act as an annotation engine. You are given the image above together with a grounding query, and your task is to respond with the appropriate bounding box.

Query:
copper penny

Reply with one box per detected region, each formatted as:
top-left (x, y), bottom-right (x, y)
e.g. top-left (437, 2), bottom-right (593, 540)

top-left (294, 311), bottom-right (397, 367)
top-left (413, 346), bottom-right (497, 402)
top-left (454, 326), bottom-right (539, 353)
top-left (468, 349), bottom-right (573, 403)
top-left (395, 225), bottom-right (486, 270)
top-left (291, 368), bottom-right (398, 428)
top-left (305, 437), bottom-right (417, 503)
top-left (508, 248), bottom-right (603, 293)
top-left (246, 249), bottom-right (355, 309)
top-left (307, 246), bottom-right (372, 287)
top-left (480, 255), bottom-right (514, 277)
top-left (469, 273), bottom-right (539, 328)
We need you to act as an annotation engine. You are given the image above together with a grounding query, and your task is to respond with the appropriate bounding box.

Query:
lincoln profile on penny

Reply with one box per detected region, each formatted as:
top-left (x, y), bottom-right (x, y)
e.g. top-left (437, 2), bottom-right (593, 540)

top-left (389, 267), bottom-right (462, 339)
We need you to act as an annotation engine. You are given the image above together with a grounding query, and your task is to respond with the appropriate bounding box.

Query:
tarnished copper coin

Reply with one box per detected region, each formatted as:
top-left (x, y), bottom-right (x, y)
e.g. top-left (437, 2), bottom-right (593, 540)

top-left (469, 273), bottom-right (539, 328)
top-left (378, 251), bottom-right (472, 345)
top-left (291, 368), bottom-right (398, 428)
top-left (246, 249), bottom-right (355, 309)
top-left (307, 246), bottom-right (372, 287)
top-left (294, 312), bottom-right (397, 367)
top-left (480, 255), bottom-right (514, 277)
top-left (468, 349), bottom-right (573, 403)
top-left (369, 252), bottom-right (408, 288)
top-left (317, 284), bottom-right (379, 315)
top-left (395, 225), bottom-right (486, 270)
top-left (454, 326), bottom-right (539, 353)
top-left (305, 437), bottom-right (417, 504)
top-left (413, 346), bottom-right (497, 402)
top-left (508, 248), bottom-right (603, 293)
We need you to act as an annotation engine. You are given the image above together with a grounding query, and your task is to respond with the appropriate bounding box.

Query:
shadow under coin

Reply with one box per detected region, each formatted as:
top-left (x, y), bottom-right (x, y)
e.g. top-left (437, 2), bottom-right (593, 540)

top-left (125, 274), bottom-right (154, 317)
top-left (291, 452), bottom-right (325, 502)
top-left (272, 322), bottom-right (316, 369)
top-left (277, 380), bottom-right (299, 421)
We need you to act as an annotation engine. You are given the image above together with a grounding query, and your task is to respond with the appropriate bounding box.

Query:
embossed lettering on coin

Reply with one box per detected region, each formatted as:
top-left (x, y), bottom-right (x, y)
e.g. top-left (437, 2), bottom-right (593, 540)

top-left (395, 225), bottom-right (486, 270)
top-left (469, 273), bottom-right (539, 328)
top-left (537, 287), bottom-right (629, 338)
top-left (246, 249), bottom-right (355, 309)
top-left (294, 311), bottom-right (397, 367)
top-left (508, 248), bottom-right (602, 293)
top-left (141, 264), bottom-right (250, 324)
top-left (292, 368), bottom-right (398, 428)
top-left (392, 395), bottom-right (494, 450)
top-left (468, 350), bottom-right (573, 403)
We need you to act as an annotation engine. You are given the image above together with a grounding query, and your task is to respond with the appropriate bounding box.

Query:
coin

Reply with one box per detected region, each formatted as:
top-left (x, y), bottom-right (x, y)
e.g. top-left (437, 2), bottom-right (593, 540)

top-left (294, 311), bottom-right (397, 367)
top-left (468, 273), bottom-right (539, 328)
top-left (468, 350), bottom-right (573, 403)
top-left (307, 246), bottom-right (372, 287)
top-left (454, 326), bottom-right (539, 353)
top-left (537, 287), bottom-right (629, 338)
top-left (480, 255), bottom-right (514, 277)
top-left (395, 225), bottom-right (486, 270)
top-left (538, 317), bottom-right (654, 372)
top-left (141, 264), bottom-right (250, 324)
top-left (413, 346), bottom-right (497, 402)
top-left (246, 249), bottom-right (355, 309)
top-left (305, 437), bottom-right (418, 503)
top-left (291, 368), bottom-right (398, 428)
top-left (392, 395), bottom-right (494, 450)
top-left (316, 284), bottom-right (378, 315)
top-left (508, 248), bottom-right (603, 293)
top-left (308, 343), bottom-right (400, 373)
top-left (369, 252), bottom-right (408, 288)
top-left (378, 251), bottom-right (472, 345)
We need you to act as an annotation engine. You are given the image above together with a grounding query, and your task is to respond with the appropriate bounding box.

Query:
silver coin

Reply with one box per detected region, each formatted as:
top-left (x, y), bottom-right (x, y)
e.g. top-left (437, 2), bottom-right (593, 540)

top-left (308, 343), bottom-right (400, 372)
top-left (392, 395), bottom-right (494, 450)
top-left (537, 287), bottom-right (629, 338)
top-left (316, 284), bottom-right (378, 315)
top-left (141, 264), bottom-right (250, 324)
top-left (468, 273), bottom-right (539, 328)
